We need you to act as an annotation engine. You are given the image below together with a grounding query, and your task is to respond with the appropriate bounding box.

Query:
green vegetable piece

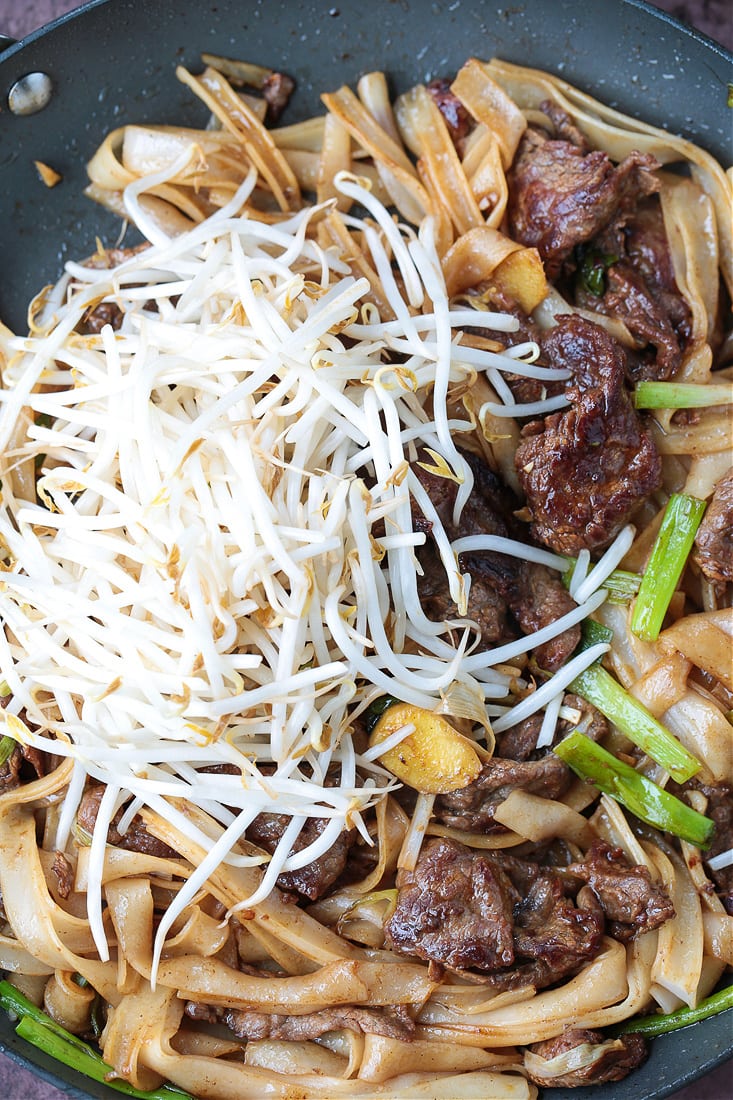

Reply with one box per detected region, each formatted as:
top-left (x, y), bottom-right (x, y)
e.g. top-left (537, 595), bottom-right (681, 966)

top-left (562, 559), bottom-right (641, 600)
top-left (576, 619), bottom-right (614, 653)
top-left (634, 381), bottom-right (733, 409)
top-left (569, 661), bottom-right (700, 783)
top-left (15, 1018), bottom-right (192, 1100)
top-left (0, 981), bottom-right (88, 1054)
top-left (0, 735), bottom-right (16, 767)
top-left (0, 982), bottom-right (192, 1100)
top-left (577, 246), bottom-right (618, 297)
top-left (617, 982), bottom-right (733, 1036)
top-left (363, 694), bottom-right (400, 733)
top-left (554, 731), bottom-right (713, 846)
top-left (631, 493), bottom-right (707, 642)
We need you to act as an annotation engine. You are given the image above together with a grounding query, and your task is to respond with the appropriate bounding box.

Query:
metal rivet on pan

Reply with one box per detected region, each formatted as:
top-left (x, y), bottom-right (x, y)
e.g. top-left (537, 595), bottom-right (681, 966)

top-left (7, 72), bottom-right (53, 116)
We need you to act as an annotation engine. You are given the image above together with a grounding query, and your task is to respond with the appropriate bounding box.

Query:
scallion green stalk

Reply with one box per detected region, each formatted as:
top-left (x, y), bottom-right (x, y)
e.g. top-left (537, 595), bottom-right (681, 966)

top-left (617, 983), bottom-right (733, 1036)
top-left (562, 559), bottom-right (641, 600)
top-left (0, 981), bottom-right (192, 1100)
top-left (554, 731), bottom-right (713, 846)
top-left (634, 381), bottom-right (733, 409)
top-left (576, 619), bottom-right (614, 653)
top-left (631, 493), bottom-right (707, 642)
top-left (0, 735), bottom-right (16, 766)
top-left (569, 662), bottom-right (701, 783)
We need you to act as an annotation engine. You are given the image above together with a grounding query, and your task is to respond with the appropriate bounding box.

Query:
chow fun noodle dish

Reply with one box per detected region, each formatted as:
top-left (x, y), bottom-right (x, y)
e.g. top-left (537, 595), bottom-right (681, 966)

top-left (0, 48), bottom-right (731, 1100)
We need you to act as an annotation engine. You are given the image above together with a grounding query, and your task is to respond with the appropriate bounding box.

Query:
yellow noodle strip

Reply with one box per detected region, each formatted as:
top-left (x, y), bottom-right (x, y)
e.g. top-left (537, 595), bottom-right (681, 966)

top-left (358, 1034), bottom-right (513, 1082)
top-left (317, 113), bottom-right (353, 210)
top-left (0, 934), bottom-right (54, 977)
top-left (702, 912), bottom-right (733, 965)
top-left (492, 790), bottom-right (595, 848)
top-left (648, 845), bottom-right (704, 1010)
top-left (43, 970), bottom-right (95, 1034)
top-left (106, 877), bottom-right (155, 980)
top-left (141, 803), bottom-right (366, 965)
top-left (425, 822), bottom-right (526, 849)
top-left (75, 846), bottom-right (190, 889)
top-left (395, 84), bottom-right (483, 236)
top-left (245, 1037), bottom-right (349, 1076)
top-left (320, 210), bottom-right (396, 319)
top-left (321, 85), bottom-right (430, 224)
top-left (176, 65), bottom-right (299, 210)
top-left (0, 801), bottom-right (122, 1002)
top-left (103, 983), bottom-right (178, 1091)
top-left (484, 58), bottom-right (733, 298)
top-left (419, 939), bottom-right (629, 1042)
top-left (156, 954), bottom-right (435, 1013)
top-left (658, 608), bottom-right (733, 691)
top-left (628, 651), bottom-right (692, 718)
top-left (450, 59), bottom-right (528, 168)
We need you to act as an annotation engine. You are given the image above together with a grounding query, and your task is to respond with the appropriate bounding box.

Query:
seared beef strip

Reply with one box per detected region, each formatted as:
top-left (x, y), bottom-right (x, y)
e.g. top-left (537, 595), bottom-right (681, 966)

top-left (77, 245), bottom-right (150, 335)
top-left (694, 469), bottom-right (733, 584)
top-left (415, 447), bottom-right (580, 671)
top-left (561, 692), bottom-right (611, 745)
top-left (78, 301), bottom-right (124, 335)
top-left (515, 315), bottom-right (662, 554)
top-left (623, 199), bottom-right (692, 330)
top-left (595, 263), bottom-right (684, 381)
top-left (526, 1028), bottom-right (648, 1088)
top-left (574, 201), bottom-right (692, 382)
top-left (0, 745), bottom-right (23, 795)
top-left (467, 289), bottom-right (561, 405)
top-left (245, 811), bottom-right (354, 901)
top-left (418, 541), bottom-right (513, 648)
top-left (540, 100), bottom-right (592, 151)
top-left (508, 102), bottom-right (688, 383)
top-left (427, 77), bottom-right (473, 153)
top-left (564, 841), bottom-right (675, 941)
top-left (198, 763), bottom-right (355, 902)
top-left (0, 742), bottom-right (49, 795)
top-left (492, 694), bottom-right (608, 762)
top-left (699, 780), bottom-right (733, 914)
top-left (508, 103), bottom-right (659, 280)
top-left (433, 754), bottom-right (571, 832)
top-left (384, 838), bottom-right (517, 971)
top-left (669, 776), bottom-right (733, 914)
top-left (262, 71), bottom-right (295, 124)
top-left (494, 714), bottom-right (544, 761)
top-left (210, 1003), bottom-right (415, 1042)
top-left (51, 851), bottom-right (74, 900)
top-left (436, 693), bottom-right (610, 832)
top-left (77, 783), bottom-right (177, 859)
top-left (384, 838), bottom-right (607, 989)
top-left (508, 872), bottom-right (606, 989)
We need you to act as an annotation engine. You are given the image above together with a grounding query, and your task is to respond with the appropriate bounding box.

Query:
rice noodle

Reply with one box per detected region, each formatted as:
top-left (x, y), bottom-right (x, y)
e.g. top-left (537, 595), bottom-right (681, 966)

top-left (0, 49), bottom-right (730, 1100)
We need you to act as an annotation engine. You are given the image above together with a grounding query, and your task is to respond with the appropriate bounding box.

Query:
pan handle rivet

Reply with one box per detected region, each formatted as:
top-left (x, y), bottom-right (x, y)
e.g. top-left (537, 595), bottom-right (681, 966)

top-left (8, 71), bottom-right (53, 116)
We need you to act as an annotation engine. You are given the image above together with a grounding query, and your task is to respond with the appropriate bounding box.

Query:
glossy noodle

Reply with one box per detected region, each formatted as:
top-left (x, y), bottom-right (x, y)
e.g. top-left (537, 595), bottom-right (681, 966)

top-left (0, 54), bottom-right (731, 1099)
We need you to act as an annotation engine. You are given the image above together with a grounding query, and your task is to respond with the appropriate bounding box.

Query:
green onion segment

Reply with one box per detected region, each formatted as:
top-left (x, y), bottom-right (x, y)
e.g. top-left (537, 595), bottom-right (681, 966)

top-left (569, 661), bottom-right (701, 784)
top-left (553, 731), bottom-right (713, 846)
top-left (0, 981), bottom-right (192, 1100)
top-left (634, 381), bottom-right (733, 409)
top-left (563, 559), bottom-right (641, 600)
top-left (618, 982), bottom-right (733, 1036)
top-left (631, 493), bottom-right (707, 642)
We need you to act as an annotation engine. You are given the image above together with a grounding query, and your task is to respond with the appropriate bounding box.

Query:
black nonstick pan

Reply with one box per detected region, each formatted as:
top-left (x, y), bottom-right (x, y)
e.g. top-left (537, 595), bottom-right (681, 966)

top-left (0, 1), bottom-right (731, 1098)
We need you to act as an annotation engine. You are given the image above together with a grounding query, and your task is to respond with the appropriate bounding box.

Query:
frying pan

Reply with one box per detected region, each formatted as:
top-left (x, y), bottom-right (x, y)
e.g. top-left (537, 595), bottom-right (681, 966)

top-left (0, 1), bottom-right (731, 1097)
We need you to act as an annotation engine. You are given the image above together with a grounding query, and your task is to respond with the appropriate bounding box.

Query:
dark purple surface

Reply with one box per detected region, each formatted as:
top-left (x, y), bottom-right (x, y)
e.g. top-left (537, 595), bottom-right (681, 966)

top-left (0, 1), bottom-right (731, 1098)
